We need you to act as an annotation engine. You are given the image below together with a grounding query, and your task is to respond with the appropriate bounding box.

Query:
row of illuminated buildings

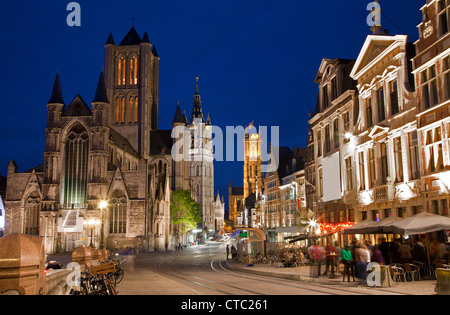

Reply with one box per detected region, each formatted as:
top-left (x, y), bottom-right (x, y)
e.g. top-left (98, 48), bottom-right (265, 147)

top-left (229, 0), bottom-right (450, 245)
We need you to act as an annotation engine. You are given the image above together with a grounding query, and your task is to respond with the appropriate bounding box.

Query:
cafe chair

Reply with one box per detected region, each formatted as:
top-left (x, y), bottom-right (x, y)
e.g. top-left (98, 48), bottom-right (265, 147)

top-left (343, 262), bottom-right (355, 282)
top-left (389, 265), bottom-right (406, 282)
top-left (403, 263), bottom-right (421, 282)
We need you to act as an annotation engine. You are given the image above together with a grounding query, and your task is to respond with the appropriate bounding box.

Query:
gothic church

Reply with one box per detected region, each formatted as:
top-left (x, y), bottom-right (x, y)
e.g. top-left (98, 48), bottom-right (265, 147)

top-left (4, 27), bottom-right (224, 254)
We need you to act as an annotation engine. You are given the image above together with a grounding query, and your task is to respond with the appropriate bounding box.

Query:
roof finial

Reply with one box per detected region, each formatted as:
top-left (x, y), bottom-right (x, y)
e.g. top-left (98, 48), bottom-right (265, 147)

top-left (131, 14), bottom-right (136, 27)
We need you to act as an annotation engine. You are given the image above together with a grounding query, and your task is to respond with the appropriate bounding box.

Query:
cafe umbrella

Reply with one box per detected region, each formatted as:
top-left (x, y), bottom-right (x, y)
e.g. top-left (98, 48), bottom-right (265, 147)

top-left (381, 212), bottom-right (450, 275)
top-left (343, 219), bottom-right (376, 235)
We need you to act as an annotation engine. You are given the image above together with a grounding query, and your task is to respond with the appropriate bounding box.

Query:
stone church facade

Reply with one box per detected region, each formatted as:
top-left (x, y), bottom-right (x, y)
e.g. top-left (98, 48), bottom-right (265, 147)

top-left (4, 27), bottom-right (224, 254)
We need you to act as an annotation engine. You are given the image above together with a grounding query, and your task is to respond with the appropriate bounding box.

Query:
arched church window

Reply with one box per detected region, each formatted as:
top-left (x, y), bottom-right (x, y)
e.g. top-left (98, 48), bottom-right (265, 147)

top-left (109, 197), bottom-right (127, 234)
top-left (24, 197), bottom-right (40, 236)
top-left (118, 57), bottom-right (126, 86)
top-left (62, 124), bottom-right (89, 209)
top-left (115, 97), bottom-right (120, 123)
top-left (130, 56), bottom-right (138, 85)
top-left (134, 96), bottom-right (138, 122)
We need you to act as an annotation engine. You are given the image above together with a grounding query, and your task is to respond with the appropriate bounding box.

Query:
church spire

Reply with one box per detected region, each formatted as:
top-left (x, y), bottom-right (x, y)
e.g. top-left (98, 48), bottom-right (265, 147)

top-left (190, 77), bottom-right (204, 125)
top-left (48, 72), bottom-right (65, 105)
top-left (172, 101), bottom-right (185, 126)
top-left (92, 70), bottom-right (109, 103)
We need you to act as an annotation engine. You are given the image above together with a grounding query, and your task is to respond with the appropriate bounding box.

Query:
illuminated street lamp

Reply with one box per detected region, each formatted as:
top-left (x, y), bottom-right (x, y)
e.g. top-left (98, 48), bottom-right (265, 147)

top-left (84, 218), bottom-right (101, 247)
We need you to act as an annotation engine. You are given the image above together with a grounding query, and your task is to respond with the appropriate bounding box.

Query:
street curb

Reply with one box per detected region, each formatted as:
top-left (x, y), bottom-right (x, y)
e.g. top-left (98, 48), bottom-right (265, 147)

top-left (225, 261), bottom-right (322, 283)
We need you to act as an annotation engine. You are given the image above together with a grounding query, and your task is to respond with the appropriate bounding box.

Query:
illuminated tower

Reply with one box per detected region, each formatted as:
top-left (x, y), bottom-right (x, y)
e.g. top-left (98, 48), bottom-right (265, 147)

top-left (244, 123), bottom-right (263, 200)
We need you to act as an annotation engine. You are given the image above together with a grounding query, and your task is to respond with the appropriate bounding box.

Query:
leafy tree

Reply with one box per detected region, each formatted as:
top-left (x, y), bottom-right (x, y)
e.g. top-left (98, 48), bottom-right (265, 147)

top-left (170, 190), bottom-right (202, 236)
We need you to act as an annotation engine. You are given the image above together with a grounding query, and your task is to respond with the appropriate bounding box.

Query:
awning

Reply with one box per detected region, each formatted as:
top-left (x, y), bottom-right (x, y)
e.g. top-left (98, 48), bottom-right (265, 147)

top-left (288, 232), bottom-right (335, 244)
top-left (343, 219), bottom-right (376, 235)
top-left (381, 212), bottom-right (450, 235)
top-left (276, 226), bottom-right (308, 234)
top-left (344, 217), bottom-right (403, 235)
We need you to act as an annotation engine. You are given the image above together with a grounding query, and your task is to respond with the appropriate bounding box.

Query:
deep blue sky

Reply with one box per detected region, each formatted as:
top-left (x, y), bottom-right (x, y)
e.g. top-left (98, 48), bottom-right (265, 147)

top-left (0, 0), bottom-right (423, 213)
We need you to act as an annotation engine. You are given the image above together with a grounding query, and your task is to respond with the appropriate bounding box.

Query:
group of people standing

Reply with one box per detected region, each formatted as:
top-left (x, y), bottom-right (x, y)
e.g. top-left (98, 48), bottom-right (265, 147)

top-left (307, 241), bottom-right (343, 278)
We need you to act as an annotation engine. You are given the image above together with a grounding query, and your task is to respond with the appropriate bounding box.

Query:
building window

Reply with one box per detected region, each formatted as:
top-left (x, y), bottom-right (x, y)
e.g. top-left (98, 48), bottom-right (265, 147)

top-left (109, 197), bottom-right (127, 234)
top-left (368, 148), bottom-right (376, 189)
top-left (432, 200), bottom-right (440, 215)
top-left (383, 208), bottom-right (392, 218)
top-left (343, 112), bottom-right (350, 132)
top-left (348, 209), bottom-right (355, 222)
top-left (421, 65), bottom-right (439, 109)
top-left (398, 207), bottom-right (407, 218)
top-left (24, 198), bottom-right (40, 236)
top-left (115, 97), bottom-right (120, 123)
top-left (331, 77), bottom-right (338, 100)
top-left (317, 131), bottom-right (322, 157)
top-left (322, 85), bottom-right (329, 109)
top-left (333, 119), bottom-right (339, 149)
top-left (394, 137), bottom-right (404, 182)
top-left (130, 56), bottom-right (138, 85)
top-left (442, 199), bottom-right (449, 215)
top-left (318, 168), bottom-right (323, 198)
top-left (390, 80), bottom-right (399, 116)
top-left (380, 143), bottom-right (389, 185)
top-left (438, 0), bottom-right (449, 36)
top-left (372, 210), bottom-right (380, 221)
top-left (345, 157), bottom-right (354, 191)
top-left (62, 125), bottom-right (89, 208)
top-left (365, 97), bottom-right (373, 128)
top-left (409, 131), bottom-right (420, 180)
top-left (118, 57), bottom-right (126, 86)
top-left (425, 126), bottom-right (444, 173)
top-left (377, 86), bottom-right (386, 122)
top-left (128, 95), bottom-right (138, 123)
top-left (443, 55), bottom-right (450, 101)
top-left (358, 152), bottom-right (366, 191)
top-left (325, 125), bottom-right (331, 153)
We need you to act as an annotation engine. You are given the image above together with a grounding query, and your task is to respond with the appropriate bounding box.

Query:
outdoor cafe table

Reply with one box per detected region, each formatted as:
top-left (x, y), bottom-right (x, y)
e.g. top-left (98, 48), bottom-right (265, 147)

top-left (327, 254), bottom-right (337, 279)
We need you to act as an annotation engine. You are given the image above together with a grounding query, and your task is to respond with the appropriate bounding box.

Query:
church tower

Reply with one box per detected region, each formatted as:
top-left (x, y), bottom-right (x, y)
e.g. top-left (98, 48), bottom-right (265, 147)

top-left (244, 123), bottom-right (263, 200)
top-left (188, 79), bottom-right (215, 233)
top-left (104, 27), bottom-right (160, 157)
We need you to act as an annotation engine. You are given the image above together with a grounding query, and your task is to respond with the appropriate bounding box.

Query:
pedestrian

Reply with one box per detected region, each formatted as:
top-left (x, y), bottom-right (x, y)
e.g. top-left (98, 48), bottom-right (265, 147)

top-left (379, 237), bottom-right (390, 265)
top-left (324, 243), bottom-right (336, 276)
top-left (411, 238), bottom-right (427, 263)
top-left (398, 241), bottom-right (412, 262)
top-left (334, 241), bottom-right (342, 274)
top-left (231, 245), bottom-right (237, 261)
top-left (371, 245), bottom-right (385, 265)
top-left (226, 244), bottom-right (230, 260)
top-left (355, 244), bottom-right (371, 284)
top-left (314, 242), bottom-right (325, 277)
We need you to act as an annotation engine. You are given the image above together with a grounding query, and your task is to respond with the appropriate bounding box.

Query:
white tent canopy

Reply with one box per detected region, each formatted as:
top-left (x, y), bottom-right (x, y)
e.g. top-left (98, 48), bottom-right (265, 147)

top-left (381, 212), bottom-right (450, 235)
top-left (343, 219), bottom-right (376, 235)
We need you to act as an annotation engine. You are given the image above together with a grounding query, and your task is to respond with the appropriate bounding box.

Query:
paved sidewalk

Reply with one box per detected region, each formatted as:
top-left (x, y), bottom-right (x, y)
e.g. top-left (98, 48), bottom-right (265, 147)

top-left (227, 260), bottom-right (438, 295)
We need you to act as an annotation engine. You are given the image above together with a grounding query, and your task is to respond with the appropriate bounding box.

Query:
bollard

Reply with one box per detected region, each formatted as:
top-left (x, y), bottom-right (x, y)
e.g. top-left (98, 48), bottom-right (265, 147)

top-left (435, 268), bottom-right (450, 295)
top-left (0, 234), bottom-right (47, 295)
top-left (72, 246), bottom-right (92, 269)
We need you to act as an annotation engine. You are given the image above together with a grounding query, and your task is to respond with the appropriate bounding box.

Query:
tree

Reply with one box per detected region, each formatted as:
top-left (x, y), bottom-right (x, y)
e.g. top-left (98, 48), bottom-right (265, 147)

top-left (170, 190), bottom-right (202, 237)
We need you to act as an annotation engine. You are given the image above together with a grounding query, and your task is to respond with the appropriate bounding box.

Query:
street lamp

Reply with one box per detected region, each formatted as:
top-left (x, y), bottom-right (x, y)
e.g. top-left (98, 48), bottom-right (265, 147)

top-left (99, 200), bottom-right (108, 250)
top-left (84, 218), bottom-right (101, 247)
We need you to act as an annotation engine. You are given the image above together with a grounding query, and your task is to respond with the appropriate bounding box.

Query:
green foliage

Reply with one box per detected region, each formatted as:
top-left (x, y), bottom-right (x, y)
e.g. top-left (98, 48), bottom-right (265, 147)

top-left (170, 190), bottom-right (202, 235)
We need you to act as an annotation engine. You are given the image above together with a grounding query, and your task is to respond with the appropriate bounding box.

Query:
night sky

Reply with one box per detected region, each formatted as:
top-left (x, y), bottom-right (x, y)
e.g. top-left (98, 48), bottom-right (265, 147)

top-left (0, 0), bottom-right (423, 214)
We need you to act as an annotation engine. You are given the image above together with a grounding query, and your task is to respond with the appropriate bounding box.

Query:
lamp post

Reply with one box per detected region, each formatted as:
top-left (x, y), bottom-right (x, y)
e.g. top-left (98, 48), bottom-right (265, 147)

top-left (84, 218), bottom-right (101, 247)
top-left (99, 200), bottom-right (108, 250)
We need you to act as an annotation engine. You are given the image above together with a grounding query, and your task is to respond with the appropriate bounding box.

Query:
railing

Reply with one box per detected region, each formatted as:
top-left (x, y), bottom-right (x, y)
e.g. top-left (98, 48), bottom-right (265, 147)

top-left (59, 203), bottom-right (88, 210)
top-left (374, 185), bottom-right (388, 202)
